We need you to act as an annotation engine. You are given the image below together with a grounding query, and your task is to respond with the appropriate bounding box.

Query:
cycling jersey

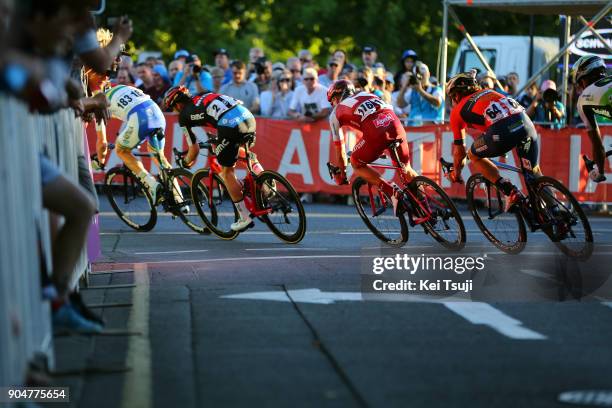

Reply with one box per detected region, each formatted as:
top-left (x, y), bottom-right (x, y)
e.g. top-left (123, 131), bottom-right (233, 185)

top-left (577, 76), bottom-right (612, 131)
top-left (104, 85), bottom-right (152, 122)
top-left (178, 92), bottom-right (241, 130)
top-left (330, 91), bottom-right (409, 166)
top-left (450, 88), bottom-right (524, 142)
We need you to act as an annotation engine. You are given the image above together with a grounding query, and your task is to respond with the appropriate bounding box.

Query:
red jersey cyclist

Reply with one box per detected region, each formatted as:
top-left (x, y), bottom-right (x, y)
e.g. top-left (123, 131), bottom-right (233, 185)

top-left (446, 72), bottom-right (541, 211)
top-left (327, 79), bottom-right (418, 213)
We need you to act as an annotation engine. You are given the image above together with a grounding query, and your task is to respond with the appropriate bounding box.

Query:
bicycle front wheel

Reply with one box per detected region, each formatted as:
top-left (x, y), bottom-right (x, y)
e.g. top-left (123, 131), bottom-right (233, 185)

top-left (352, 177), bottom-right (408, 247)
top-left (191, 169), bottom-right (239, 240)
top-left (167, 168), bottom-right (209, 234)
top-left (255, 170), bottom-right (306, 244)
top-left (104, 167), bottom-right (157, 231)
top-left (466, 174), bottom-right (526, 254)
top-left (533, 176), bottom-right (593, 260)
top-left (410, 176), bottom-right (466, 250)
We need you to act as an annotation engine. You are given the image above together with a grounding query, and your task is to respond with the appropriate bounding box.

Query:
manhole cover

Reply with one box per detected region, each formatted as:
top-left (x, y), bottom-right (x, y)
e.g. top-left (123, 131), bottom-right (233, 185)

top-left (559, 391), bottom-right (612, 406)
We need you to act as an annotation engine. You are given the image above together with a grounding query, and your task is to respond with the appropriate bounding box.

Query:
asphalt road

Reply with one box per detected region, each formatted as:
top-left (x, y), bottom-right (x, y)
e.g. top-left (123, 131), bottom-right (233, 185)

top-left (84, 200), bottom-right (612, 408)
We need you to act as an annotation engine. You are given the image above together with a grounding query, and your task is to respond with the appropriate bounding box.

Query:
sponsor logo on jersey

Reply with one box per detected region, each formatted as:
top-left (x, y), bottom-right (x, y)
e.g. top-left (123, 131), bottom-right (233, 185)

top-left (190, 113), bottom-right (206, 121)
top-left (373, 112), bottom-right (394, 128)
top-left (593, 107), bottom-right (610, 116)
top-left (582, 94), bottom-right (594, 101)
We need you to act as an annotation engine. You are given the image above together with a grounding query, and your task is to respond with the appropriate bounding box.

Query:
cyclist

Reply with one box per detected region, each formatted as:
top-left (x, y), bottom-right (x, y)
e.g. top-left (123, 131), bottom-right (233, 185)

top-left (162, 85), bottom-right (263, 231)
top-left (446, 72), bottom-right (540, 211)
top-left (327, 79), bottom-right (418, 214)
top-left (573, 55), bottom-right (611, 182)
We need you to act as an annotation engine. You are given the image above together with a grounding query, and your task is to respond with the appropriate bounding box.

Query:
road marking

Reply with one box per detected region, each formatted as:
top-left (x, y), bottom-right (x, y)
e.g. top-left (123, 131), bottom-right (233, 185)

top-left (443, 302), bottom-right (547, 340)
top-left (558, 390), bottom-right (612, 406)
top-left (603, 302), bottom-right (612, 310)
top-left (245, 247), bottom-right (328, 251)
top-left (222, 288), bottom-right (546, 340)
top-left (134, 249), bottom-right (209, 255)
top-left (121, 263), bottom-right (152, 408)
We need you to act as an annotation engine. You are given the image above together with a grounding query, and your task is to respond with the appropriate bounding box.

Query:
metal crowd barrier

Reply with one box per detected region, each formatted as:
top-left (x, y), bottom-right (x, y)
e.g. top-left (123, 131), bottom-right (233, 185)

top-left (0, 93), bottom-right (89, 391)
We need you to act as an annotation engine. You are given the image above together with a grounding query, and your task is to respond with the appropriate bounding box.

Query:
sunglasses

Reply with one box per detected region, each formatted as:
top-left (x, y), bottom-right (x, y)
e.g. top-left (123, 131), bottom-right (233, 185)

top-left (300, 59), bottom-right (312, 63)
top-left (329, 63), bottom-right (338, 67)
top-left (279, 78), bottom-right (291, 82)
top-left (303, 77), bottom-right (315, 81)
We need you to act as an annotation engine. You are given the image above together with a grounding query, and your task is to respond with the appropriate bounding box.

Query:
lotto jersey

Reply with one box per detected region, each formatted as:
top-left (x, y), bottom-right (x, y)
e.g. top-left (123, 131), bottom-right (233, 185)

top-left (450, 88), bottom-right (524, 141)
top-left (577, 76), bottom-right (612, 131)
top-left (178, 92), bottom-right (240, 128)
top-left (329, 92), bottom-right (395, 141)
top-left (104, 85), bottom-right (151, 121)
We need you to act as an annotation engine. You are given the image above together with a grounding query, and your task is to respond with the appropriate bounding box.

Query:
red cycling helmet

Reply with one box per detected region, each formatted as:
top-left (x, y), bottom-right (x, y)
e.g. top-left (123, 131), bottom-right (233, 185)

top-left (327, 79), bottom-right (356, 105)
top-left (163, 85), bottom-right (190, 111)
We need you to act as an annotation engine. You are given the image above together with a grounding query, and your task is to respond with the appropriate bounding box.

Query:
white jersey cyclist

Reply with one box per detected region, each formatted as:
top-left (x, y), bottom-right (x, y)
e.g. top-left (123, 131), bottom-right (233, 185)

top-left (576, 76), bottom-right (612, 131)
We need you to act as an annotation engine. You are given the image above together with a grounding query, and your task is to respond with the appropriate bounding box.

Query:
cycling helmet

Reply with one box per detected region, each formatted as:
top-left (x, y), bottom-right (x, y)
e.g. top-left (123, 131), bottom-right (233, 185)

top-left (163, 86), bottom-right (190, 110)
top-left (327, 79), bottom-right (356, 105)
top-left (446, 72), bottom-right (480, 100)
top-left (572, 55), bottom-right (606, 84)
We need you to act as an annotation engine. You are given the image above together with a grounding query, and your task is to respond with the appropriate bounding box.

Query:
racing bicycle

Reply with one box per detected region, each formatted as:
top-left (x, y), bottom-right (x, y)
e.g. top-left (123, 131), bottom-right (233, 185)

top-left (95, 141), bottom-right (208, 233)
top-left (441, 146), bottom-right (593, 259)
top-left (328, 140), bottom-right (466, 248)
top-left (187, 135), bottom-right (307, 244)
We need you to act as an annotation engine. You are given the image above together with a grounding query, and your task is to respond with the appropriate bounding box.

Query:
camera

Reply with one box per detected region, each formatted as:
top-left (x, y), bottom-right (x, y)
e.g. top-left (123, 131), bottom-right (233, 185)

top-left (542, 88), bottom-right (559, 104)
top-left (254, 57), bottom-right (268, 75)
top-left (192, 65), bottom-right (202, 74)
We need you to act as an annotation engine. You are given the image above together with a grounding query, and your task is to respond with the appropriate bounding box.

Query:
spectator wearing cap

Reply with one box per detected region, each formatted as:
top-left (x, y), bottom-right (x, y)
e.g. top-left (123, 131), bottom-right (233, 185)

top-left (174, 49), bottom-right (190, 63)
top-left (287, 57), bottom-right (302, 87)
top-left (394, 49), bottom-right (418, 91)
top-left (340, 63), bottom-right (357, 83)
top-left (319, 55), bottom-right (342, 88)
top-left (289, 67), bottom-right (331, 122)
top-left (526, 79), bottom-right (565, 129)
top-left (168, 59), bottom-right (183, 84)
top-left (214, 48), bottom-right (232, 85)
top-left (260, 69), bottom-right (294, 118)
top-left (397, 61), bottom-right (444, 125)
top-left (178, 54), bottom-right (213, 95)
top-left (220, 60), bottom-right (260, 113)
top-left (210, 67), bottom-right (225, 93)
top-left (298, 49), bottom-right (314, 70)
top-left (362, 45), bottom-right (377, 68)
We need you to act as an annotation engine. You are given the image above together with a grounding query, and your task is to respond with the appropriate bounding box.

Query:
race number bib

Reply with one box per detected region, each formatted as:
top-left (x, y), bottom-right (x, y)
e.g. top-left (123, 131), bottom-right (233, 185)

top-left (206, 96), bottom-right (237, 120)
top-left (484, 97), bottom-right (523, 124)
top-left (355, 98), bottom-right (391, 121)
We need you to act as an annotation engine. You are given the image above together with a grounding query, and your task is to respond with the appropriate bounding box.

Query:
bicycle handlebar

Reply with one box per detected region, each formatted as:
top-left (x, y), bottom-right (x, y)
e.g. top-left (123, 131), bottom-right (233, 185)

top-left (326, 162), bottom-right (348, 185)
top-left (439, 157), bottom-right (463, 184)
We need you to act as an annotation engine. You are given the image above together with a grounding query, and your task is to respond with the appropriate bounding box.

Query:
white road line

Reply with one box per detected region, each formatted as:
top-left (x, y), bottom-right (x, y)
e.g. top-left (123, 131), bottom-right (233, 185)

top-left (603, 302), bottom-right (612, 310)
top-left (134, 249), bottom-right (209, 255)
top-left (443, 302), bottom-right (547, 340)
top-left (245, 247), bottom-right (327, 251)
top-left (121, 263), bottom-right (152, 408)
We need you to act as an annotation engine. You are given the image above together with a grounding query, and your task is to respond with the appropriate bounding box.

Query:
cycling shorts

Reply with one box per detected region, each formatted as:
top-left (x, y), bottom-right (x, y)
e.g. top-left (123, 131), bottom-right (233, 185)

top-left (350, 116), bottom-right (410, 168)
top-left (215, 105), bottom-right (257, 167)
top-left (116, 100), bottom-right (166, 151)
top-left (470, 112), bottom-right (539, 168)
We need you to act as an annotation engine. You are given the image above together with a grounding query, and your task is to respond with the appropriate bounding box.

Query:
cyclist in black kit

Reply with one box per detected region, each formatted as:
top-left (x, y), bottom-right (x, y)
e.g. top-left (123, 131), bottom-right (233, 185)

top-left (163, 86), bottom-right (261, 231)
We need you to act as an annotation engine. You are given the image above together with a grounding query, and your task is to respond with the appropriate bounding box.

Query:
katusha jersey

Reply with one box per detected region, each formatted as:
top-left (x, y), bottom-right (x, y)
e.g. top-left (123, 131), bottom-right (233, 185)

top-left (104, 85), bottom-right (151, 121)
top-left (450, 88), bottom-right (524, 141)
top-left (329, 92), bottom-right (396, 141)
top-left (178, 92), bottom-right (241, 129)
top-left (577, 76), bottom-right (612, 131)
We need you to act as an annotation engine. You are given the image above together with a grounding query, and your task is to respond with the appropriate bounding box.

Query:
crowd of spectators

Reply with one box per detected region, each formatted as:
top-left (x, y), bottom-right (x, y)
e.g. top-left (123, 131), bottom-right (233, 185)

top-left (119, 43), bottom-right (584, 129)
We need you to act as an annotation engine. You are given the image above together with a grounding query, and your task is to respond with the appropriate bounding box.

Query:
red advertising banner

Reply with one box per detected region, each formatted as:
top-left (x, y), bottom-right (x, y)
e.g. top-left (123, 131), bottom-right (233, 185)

top-left (87, 114), bottom-right (612, 203)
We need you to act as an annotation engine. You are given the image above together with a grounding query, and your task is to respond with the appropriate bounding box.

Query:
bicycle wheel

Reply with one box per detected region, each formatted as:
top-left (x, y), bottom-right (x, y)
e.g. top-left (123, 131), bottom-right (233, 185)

top-left (166, 168), bottom-right (210, 234)
top-left (104, 167), bottom-right (157, 231)
top-left (352, 177), bottom-right (408, 247)
top-left (410, 176), bottom-right (466, 250)
top-left (533, 176), bottom-right (593, 260)
top-left (191, 169), bottom-right (239, 240)
top-left (466, 174), bottom-right (526, 254)
top-left (255, 170), bottom-right (306, 244)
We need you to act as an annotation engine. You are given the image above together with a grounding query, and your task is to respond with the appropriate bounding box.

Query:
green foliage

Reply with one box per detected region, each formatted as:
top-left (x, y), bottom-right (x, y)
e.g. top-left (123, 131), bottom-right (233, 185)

top-left (104, 0), bottom-right (558, 72)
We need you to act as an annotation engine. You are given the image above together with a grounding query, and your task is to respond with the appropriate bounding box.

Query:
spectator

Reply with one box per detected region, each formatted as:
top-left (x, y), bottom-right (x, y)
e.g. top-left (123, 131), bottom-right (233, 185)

top-left (397, 61), bottom-right (443, 125)
top-left (356, 66), bottom-right (374, 92)
top-left (319, 55), bottom-right (342, 88)
top-left (220, 60), bottom-right (260, 113)
top-left (115, 67), bottom-right (134, 86)
top-left (214, 48), bottom-right (232, 84)
top-left (497, 76), bottom-right (510, 95)
top-left (252, 56), bottom-right (272, 93)
top-left (394, 49), bottom-right (418, 91)
top-left (372, 76), bottom-right (391, 103)
top-left (287, 57), bottom-right (302, 87)
top-left (137, 62), bottom-right (155, 93)
top-left (340, 63), bottom-right (357, 83)
top-left (478, 71), bottom-right (496, 89)
top-left (332, 49), bottom-right (347, 71)
top-left (248, 46), bottom-right (264, 79)
top-left (362, 45), bottom-right (377, 68)
top-left (150, 65), bottom-right (171, 107)
top-left (168, 59), bottom-right (183, 84)
top-left (210, 67), bottom-right (225, 93)
top-left (174, 49), bottom-right (189, 64)
top-left (526, 79), bottom-right (566, 129)
top-left (517, 81), bottom-right (538, 109)
top-left (506, 71), bottom-right (520, 96)
top-left (178, 54), bottom-right (213, 95)
top-left (119, 55), bottom-right (140, 87)
top-left (298, 49), bottom-right (314, 69)
top-left (260, 69), bottom-right (294, 118)
top-left (288, 67), bottom-right (331, 122)
top-left (272, 62), bottom-right (285, 74)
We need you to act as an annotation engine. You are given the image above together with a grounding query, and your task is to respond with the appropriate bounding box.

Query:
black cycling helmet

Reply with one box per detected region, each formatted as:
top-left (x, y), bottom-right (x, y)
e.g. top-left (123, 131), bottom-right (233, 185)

top-left (327, 79), bottom-right (356, 105)
top-left (572, 55), bottom-right (606, 84)
top-left (162, 85), bottom-right (191, 111)
top-left (446, 72), bottom-right (481, 101)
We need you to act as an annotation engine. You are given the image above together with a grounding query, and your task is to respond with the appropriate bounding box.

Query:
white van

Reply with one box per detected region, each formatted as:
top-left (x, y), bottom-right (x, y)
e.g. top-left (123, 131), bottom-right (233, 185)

top-left (449, 36), bottom-right (560, 89)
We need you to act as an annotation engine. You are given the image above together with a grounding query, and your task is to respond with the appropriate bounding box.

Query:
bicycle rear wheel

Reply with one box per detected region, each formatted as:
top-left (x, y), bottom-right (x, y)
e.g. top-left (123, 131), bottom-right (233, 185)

top-left (255, 170), bottom-right (306, 244)
top-left (104, 167), bottom-right (157, 231)
top-left (410, 176), bottom-right (466, 250)
top-left (533, 176), bottom-right (593, 260)
top-left (191, 169), bottom-right (239, 240)
top-left (466, 174), bottom-right (526, 254)
top-left (352, 177), bottom-right (408, 247)
top-left (167, 168), bottom-right (209, 234)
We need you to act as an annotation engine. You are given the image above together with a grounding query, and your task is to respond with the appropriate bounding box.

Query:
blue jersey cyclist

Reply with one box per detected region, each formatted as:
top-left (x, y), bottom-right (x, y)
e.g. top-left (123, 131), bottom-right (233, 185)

top-left (163, 86), bottom-right (264, 232)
